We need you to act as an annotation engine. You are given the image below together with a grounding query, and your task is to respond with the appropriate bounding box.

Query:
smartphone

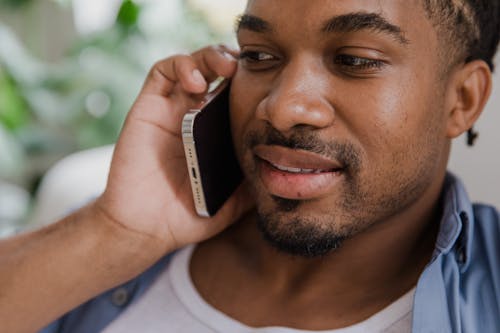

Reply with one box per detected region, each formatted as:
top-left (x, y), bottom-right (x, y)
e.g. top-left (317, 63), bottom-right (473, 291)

top-left (182, 80), bottom-right (243, 217)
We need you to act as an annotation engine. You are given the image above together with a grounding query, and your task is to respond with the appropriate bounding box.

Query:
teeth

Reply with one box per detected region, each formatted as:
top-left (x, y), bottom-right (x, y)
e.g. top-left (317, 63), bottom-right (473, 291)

top-left (272, 163), bottom-right (326, 174)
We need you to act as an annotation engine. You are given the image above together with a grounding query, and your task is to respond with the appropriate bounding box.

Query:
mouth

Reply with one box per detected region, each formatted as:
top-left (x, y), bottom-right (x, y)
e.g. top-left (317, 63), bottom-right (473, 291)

top-left (268, 162), bottom-right (339, 174)
top-left (253, 145), bottom-right (345, 200)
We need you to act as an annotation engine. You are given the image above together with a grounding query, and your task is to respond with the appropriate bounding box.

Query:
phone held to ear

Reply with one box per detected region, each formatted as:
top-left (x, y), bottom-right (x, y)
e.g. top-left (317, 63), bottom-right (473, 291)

top-left (182, 80), bottom-right (243, 217)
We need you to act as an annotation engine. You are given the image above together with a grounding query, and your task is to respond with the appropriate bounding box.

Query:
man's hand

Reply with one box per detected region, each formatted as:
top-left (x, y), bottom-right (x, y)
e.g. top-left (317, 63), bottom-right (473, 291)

top-left (95, 45), bottom-right (252, 257)
top-left (0, 45), bottom-right (253, 333)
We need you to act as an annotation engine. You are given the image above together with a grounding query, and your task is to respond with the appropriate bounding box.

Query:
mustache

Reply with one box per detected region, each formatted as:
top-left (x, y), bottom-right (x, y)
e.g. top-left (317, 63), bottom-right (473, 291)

top-left (246, 125), bottom-right (362, 172)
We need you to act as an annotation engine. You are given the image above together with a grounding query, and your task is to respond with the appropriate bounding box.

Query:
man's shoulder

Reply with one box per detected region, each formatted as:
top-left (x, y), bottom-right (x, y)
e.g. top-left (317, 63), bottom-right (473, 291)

top-left (469, 203), bottom-right (500, 261)
top-left (472, 202), bottom-right (499, 221)
top-left (465, 202), bottom-right (500, 283)
top-left (458, 203), bottom-right (500, 330)
top-left (471, 202), bottom-right (500, 240)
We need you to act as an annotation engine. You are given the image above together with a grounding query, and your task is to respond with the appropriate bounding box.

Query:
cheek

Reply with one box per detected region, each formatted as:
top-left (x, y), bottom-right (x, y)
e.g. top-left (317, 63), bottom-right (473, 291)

top-left (229, 69), bottom-right (275, 144)
top-left (351, 76), bottom-right (439, 149)
top-left (229, 77), bottom-right (259, 162)
top-left (343, 83), bottom-right (408, 152)
top-left (344, 76), bottom-right (444, 174)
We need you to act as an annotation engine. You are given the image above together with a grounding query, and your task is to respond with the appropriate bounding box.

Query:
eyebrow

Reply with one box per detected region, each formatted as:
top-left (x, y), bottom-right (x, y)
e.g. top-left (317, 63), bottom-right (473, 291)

top-left (321, 12), bottom-right (409, 45)
top-left (235, 14), bottom-right (272, 33)
top-left (236, 12), bottom-right (409, 45)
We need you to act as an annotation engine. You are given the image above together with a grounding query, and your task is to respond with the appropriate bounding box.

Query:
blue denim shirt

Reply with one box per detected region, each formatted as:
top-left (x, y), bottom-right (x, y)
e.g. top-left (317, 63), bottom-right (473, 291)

top-left (39, 173), bottom-right (500, 333)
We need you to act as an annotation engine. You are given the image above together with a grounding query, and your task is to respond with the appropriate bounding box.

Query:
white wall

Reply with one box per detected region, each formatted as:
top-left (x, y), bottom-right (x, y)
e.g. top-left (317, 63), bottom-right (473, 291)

top-left (449, 53), bottom-right (500, 208)
top-left (0, 1), bottom-right (76, 62)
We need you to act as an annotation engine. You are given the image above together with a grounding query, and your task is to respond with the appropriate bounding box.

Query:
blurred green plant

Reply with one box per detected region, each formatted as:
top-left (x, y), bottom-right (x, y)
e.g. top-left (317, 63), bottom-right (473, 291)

top-left (0, 68), bottom-right (30, 130)
top-left (117, 0), bottom-right (140, 28)
top-left (0, 0), bottom-right (236, 224)
top-left (0, 0), bottom-right (33, 8)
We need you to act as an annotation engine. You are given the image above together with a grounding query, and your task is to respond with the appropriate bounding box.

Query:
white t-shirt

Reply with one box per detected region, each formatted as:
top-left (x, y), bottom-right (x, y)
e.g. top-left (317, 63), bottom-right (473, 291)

top-left (103, 246), bottom-right (415, 333)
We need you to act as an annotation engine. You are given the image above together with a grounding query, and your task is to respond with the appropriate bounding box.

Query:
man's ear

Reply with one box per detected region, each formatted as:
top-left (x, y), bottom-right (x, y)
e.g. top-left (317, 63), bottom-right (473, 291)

top-left (445, 60), bottom-right (492, 139)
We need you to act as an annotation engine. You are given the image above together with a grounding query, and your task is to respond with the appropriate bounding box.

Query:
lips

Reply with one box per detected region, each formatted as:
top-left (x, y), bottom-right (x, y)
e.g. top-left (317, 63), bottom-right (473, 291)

top-left (254, 145), bottom-right (343, 171)
top-left (253, 145), bottom-right (344, 200)
top-left (270, 163), bottom-right (330, 174)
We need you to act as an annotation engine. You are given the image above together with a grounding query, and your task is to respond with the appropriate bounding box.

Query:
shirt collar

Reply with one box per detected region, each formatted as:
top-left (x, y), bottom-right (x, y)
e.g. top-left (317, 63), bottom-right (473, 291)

top-left (433, 172), bottom-right (474, 269)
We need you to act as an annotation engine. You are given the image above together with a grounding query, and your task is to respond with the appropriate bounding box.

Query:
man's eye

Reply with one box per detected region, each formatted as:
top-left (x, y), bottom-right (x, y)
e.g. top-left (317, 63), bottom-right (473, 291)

top-left (334, 54), bottom-right (384, 71)
top-left (239, 51), bottom-right (275, 62)
top-left (238, 50), bottom-right (279, 71)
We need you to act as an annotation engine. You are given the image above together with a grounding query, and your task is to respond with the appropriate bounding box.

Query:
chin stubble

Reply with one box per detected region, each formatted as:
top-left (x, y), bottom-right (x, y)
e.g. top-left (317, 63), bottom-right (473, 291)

top-left (246, 125), bottom-right (364, 258)
top-left (256, 211), bottom-right (348, 257)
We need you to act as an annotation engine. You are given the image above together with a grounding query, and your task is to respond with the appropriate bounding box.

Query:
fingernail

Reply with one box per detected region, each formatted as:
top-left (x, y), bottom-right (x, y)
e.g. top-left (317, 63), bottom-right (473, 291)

top-left (192, 69), bottom-right (205, 85)
top-left (222, 51), bottom-right (236, 61)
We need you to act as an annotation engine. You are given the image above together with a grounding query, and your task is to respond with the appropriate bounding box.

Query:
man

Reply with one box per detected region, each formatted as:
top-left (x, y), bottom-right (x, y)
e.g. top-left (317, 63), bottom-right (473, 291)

top-left (1, 1), bottom-right (499, 332)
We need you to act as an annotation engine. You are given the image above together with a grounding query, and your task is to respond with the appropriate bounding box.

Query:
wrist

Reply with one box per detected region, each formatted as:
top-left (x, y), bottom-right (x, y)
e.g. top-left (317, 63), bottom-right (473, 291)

top-left (87, 200), bottom-right (173, 282)
top-left (0, 201), bottom-right (173, 333)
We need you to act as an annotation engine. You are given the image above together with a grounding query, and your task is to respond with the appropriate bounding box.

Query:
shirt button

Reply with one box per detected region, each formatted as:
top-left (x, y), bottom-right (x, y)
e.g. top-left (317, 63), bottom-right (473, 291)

top-left (111, 287), bottom-right (129, 307)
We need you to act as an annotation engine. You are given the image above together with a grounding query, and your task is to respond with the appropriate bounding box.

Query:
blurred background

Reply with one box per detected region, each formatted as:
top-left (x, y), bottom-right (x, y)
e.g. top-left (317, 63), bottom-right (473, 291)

top-left (0, 0), bottom-right (246, 236)
top-left (0, 0), bottom-right (498, 237)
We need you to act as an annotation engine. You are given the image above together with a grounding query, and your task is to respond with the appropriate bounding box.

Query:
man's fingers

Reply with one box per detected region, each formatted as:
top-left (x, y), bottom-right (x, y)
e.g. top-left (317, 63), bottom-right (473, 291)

top-left (192, 45), bottom-right (238, 82)
top-left (216, 44), bottom-right (240, 61)
top-left (141, 55), bottom-right (207, 96)
top-left (140, 45), bottom-right (238, 97)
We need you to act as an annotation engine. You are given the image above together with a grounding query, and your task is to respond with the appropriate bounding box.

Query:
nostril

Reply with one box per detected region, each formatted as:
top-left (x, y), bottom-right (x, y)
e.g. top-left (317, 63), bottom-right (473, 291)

top-left (261, 95), bottom-right (335, 132)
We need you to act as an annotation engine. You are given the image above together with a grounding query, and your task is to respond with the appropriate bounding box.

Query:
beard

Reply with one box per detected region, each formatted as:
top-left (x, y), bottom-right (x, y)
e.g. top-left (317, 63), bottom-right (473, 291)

top-left (246, 125), bottom-right (365, 257)
top-left (242, 124), bottom-right (438, 258)
top-left (255, 192), bottom-right (367, 257)
top-left (256, 203), bottom-right (347, 257)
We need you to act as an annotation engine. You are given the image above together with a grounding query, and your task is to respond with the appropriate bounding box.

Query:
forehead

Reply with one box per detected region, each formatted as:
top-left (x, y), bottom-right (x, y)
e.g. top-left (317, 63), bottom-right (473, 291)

top-left (245, 0), bottom-right (424, 18)
top-left (243, 0), bottom-right (432, 42)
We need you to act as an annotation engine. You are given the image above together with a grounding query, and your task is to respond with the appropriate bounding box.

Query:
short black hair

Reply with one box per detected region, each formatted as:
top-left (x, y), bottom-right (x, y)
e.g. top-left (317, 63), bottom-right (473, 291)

top-left (422, 0), bottom-right (500, 72)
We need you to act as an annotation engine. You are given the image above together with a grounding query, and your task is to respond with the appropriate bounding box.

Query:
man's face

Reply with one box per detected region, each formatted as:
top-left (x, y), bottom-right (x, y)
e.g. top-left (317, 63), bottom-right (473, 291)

top-left (230, 0), bottom-right (450, 256)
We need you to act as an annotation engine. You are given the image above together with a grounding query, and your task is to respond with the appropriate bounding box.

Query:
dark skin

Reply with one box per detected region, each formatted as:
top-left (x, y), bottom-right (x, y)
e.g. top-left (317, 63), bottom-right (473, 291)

top-left (0, 1), bottom-right (491, 332)
top-left (191, 0), bottom-right (487, 329)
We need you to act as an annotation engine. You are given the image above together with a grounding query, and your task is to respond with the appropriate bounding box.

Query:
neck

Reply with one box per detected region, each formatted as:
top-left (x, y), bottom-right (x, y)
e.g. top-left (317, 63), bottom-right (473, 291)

top-left (228, 198), bottom-right (439, 294)
top-left (190, 174), bottom-right (444, 329)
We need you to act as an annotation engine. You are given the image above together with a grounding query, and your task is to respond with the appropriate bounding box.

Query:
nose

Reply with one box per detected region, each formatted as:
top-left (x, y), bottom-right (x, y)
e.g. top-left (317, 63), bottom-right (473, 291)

top-left (256, 57), bottom-right (335, 133)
